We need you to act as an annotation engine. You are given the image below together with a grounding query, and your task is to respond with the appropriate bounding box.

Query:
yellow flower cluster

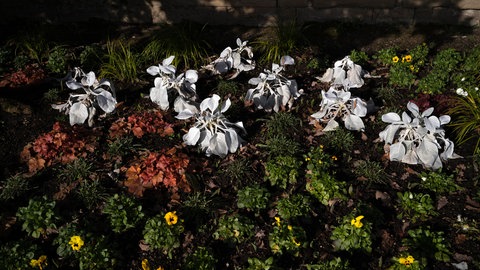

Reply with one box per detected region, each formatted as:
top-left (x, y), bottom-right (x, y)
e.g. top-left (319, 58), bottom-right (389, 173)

top-left (164, 211), bottom-right (178, 226)
top-left (392, 55), bottom-right (412, 63)
top-left (398, 255), bottom-right (415, 266)
top-left (351, 215), bottom-right (364, 228)
top-left (142, 258), bottom-right (164, 270)
top-left (69, 235), bottom-right (84, 251)
top-left (30, 255), bottom-right (47, 270)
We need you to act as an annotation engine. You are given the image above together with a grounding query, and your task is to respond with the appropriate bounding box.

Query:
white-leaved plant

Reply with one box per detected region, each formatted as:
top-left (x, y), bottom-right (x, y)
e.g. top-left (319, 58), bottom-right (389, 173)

top-left (379, 101), bottom-right (460, 170)
top-left (310, 87), bottom-right (367, 131)
top-left (319, 56), bottom-right (367, 89)
top-left (203, 38), bottom-right (255, 79)
top-left (245, 55), bottom-right (302, 112)
top-left (176, 94), bottom-right (246, 157)
top-left (147, 55), bottom-right (199, 113)
top-left (52, 67), bottom-right (117, 126)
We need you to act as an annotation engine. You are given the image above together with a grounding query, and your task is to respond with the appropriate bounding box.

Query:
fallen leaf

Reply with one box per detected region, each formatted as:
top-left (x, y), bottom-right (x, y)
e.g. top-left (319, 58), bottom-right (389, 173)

top-left (437, 196), bottom-right (448, 210)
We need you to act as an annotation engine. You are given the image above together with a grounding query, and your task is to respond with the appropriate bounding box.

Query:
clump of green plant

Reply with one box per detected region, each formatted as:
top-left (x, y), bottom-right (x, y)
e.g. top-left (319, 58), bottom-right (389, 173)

top-left (265, 112), bottom-right (302, 140)
top-left (42, 87), bottom-right (63, 103)
top-left (16, 196), bottom-right (59, 238)
top-left (0, 239), bottom-right (39, 269)
top-left (253, 19), bottom-right (305, 65)
top-left (402, 227), bottom-right (451, 265)
top-left (305, 146), bottom-right (346, 206)
top-left (107, 136), bottom-right (134, 157)
top-left (305, 257), bottom-right (352, 270)
top-left (396, 192), bottom-right (437, 223)
top-left (47, 46), bottom-right (70, 75)
top-left (376, 85), bottom-right (401, 106)
top-left (418, 48), bottom-right (462, 94)
top-left (349, 49), bottom-right (369, 66)
top-left (447, 88), bottom-right (480, 154)
top-left (141, 21), bottom-right (209, 69)
top-left (353, 160), bottom-right (388, 186)
top-left (218, 157), bottom-right (255, 188)
top-left (276, 194), bottom-right (311, 220)
top-left (269, 216), bottom-right (305, 255)
top-left (12, 32), bottom-right (51, 64)
top-left (418, 171), bottom-right (461, 194)
top-left (57, 158), bottom-right (92, 185)
top-left (246, 257), bottom-right (275, 270)
top-left (100, 38), bottom-right (139, 84)
top-left (213, 214), bottom-right (254, 244)
top-left (237, 184), bottom-right (270, 212)
top-left (75, 179), bottom-right (107, 210)
top-left (264, 155), bottom-right (302, 189)
top-left (331, 214), bottom-right (372, 253)
top-left (75, 235), bottom-right (118, 269)
top-left (184, 247), bottom-right (217, 270)
top-left (0, 174), bottom-right (30, 201)
top-left (319, 127), bottom-right (354, 155)
top-left (181, 191), bottom-right (214, 229)
top-left (54, 223), bottom-right (82, 258)
top-left (263, 135), bottom-right (301, 158)
top-left (102, 193), bottom-right (144, 233)
top-left (79, 44), bottom-right (102, 71)
top-left (374, 47), bottom-right (398, 66)
top-left (214, 79), bottom-right (242, 97)
top-left (143, 212), bottom-right (184, 258)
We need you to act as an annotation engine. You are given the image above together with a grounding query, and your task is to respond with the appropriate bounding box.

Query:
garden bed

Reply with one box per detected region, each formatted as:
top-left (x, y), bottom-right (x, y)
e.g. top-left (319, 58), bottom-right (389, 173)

top-left (0, 21), bottom-right (479, 270)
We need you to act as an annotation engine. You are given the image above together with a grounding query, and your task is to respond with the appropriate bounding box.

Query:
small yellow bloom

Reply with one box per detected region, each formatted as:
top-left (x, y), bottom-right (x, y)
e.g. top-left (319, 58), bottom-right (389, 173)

top-left (305, 157), bottom-right (311, 161)
top-left (274, 216), bottom-right (281, 227)
top-left (69, 235), bottom-right (84, 251)
top-left (331, 156), bottom-right (338, 161)
top-left (399, 255), bottom-right (415, 266)
top-left (350, 215), bottom-right (364, 228)
top-left (318, 160), bottom-right (323, 164)
top-left (164, 211), bottom-right (178, 226)
top-left (287, 225), bottom-right (293, 231)
top-left (157, 267), bottom-right (165, 270)
top-left (319, 145), bottom-right (324, 149)
top-left (405, 55), bottom-right (412, 62)
top-left (392, 56), bottom-right (399, 63)
top-left (30, 255), bottom-right (47, 270)
top-left (292, 238), bottom-right (301, 246)
top-left (409, 65), bottom-right (415, 71)
top-left (142, 259), bottom-right (150, 270)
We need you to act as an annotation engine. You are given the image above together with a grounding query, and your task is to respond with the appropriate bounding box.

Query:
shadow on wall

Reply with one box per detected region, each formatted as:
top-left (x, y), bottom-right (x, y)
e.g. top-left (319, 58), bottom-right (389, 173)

top-left (0, 0), bottom-right (476, 53)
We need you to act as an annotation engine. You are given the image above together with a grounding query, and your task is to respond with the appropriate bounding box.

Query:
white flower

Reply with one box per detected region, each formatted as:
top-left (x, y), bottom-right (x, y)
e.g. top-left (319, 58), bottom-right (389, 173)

top-left (456, 88), bottom-right (468, 97)
top-left (318, 56), bottom-right (367, 90)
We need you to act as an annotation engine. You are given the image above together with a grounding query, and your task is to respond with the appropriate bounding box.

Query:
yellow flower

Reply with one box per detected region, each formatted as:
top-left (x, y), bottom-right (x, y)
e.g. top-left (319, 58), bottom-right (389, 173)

top-left (157, 267), bottom-right (165, 270)
top-left (164, 211), bottom-right (178, 226)
top-left (409, 65), bottom-right (415, 71)
top-left (305, 157), bottom-right (311, 161)
top-left (331, 155), bottom-right (338, 161)
top-left (405, 55), bottom-right (412, 62)
top-left (399, 255), bottom-right (415, 266)
top-left (292, 238), bottom-right (301, 246)
top-left (30, 255), bottom-right (47, 270)
top-left (142, 259), bottom-right (150, 270)
top-left (287, 225), bottom-right (293, 231)
top-left (69, 235), bottom-right (84, 251)
top-left (392, 56), bottom-right (399, 63)
top-left (274, 216), bottom-right (281, 227)
top-left (350, 215), bottom-right (364, 228)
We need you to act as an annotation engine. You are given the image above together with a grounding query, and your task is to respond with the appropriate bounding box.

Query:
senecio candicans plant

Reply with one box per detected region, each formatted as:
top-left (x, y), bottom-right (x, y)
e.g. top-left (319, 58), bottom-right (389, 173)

top-left (147, 55), bottom-right (199, 112)
top-left (245, 55), bottom-right (302, 112)
top-left (310, 87), bottom-right (367, 131)
top-left (204, 38), bottom-right (255, 79)
top-left (319, 55), bottom-right (367, 89)
top-left (176, 94), bottom-right (246, 157)
top-left (379, 101), bottom-right (460, 170)
top-left (312, 56), bottom-right (370, 131)
top-left (52, 67), bottom-right (117, 126)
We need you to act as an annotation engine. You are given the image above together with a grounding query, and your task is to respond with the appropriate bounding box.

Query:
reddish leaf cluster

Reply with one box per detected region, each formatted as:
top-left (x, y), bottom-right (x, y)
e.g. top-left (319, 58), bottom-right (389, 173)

top-left (20, 122), bottom-right (97, 174)
top-left (109, 110), bottom-right (174, 139)
top-left (123, 147), bottom-right (191, 197)
top-left (0, 64), bottom-right (46, 88)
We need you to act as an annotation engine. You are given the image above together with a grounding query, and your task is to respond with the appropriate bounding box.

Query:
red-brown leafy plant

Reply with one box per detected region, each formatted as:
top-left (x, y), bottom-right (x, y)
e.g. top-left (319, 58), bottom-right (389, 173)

top-left (123, 147), bottom-right (191, 197)
top-left (0, 64), bottom-right (46, 88)
top-left (20, 122), bottom-right (97, 174)
top-left (109, 110), bottom-right (174, 139)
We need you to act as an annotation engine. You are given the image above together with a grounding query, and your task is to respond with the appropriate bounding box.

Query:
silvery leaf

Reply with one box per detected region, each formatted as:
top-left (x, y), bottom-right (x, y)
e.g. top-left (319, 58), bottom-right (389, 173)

top-left (323, 119), bottom-right (339, 131)
top-left (200, 94), bottom-right (220, 112)
top-left (183, 127), bottom-right (201, 146)
top-left (174, 97), bottom-right (199, 114)
top-left (381, 113), bottom-right (401, 123)
top-left (215, 61), bottom-right (229, 74)
top-left (346, 64), bottom-right (364, 88)
top-left (344, 114), bottom-right (365, 131)
top-left (401, 111), bottom-right (412, 123)
top-left (422, 107), bottom-right (434, 117)
top-left (150, 80), bottom-right (169, 110)
top-left (146, 66), bottom-right (160, 76)
top-left (185, 70), bottom-right (198, 83)
top-left (225, 129), bottom-right (239, 153)
top-left (320, 68), bottom-right (334, 83)
top-left (352, 98), bottom-right (367, 117)
top-left (220, 98), bottom-right (231, 113)
top-left (220, 47), bottom-right (232, 58)
top-left (163, 55), bottom-right (175, 66)
top-left (69, 102), bottom-right (88, 126)
top-left (417, 139), bottom-right (440, 168)
top-left (389, 142), bottom-right (405, 161)
top-left (439, 115), bottom-right (451, 125)
top-left (407, 101), bottom-right (420, 117)
top-left (176, 108), bottom-right (196, 120)
top-left (402, 149), bottom-right (418, 165)
top-left (280, 55), bottom-right (294, 66)
top-left (97, 90), bottom-right (117, 113)
top-left (66, 80), bottom-right (84, 90)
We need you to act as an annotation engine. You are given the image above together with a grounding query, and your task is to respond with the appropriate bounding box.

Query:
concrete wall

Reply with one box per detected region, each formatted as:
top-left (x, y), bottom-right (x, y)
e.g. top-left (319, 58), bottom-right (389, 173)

top-left (1, 0), bottom-right (480, 26)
